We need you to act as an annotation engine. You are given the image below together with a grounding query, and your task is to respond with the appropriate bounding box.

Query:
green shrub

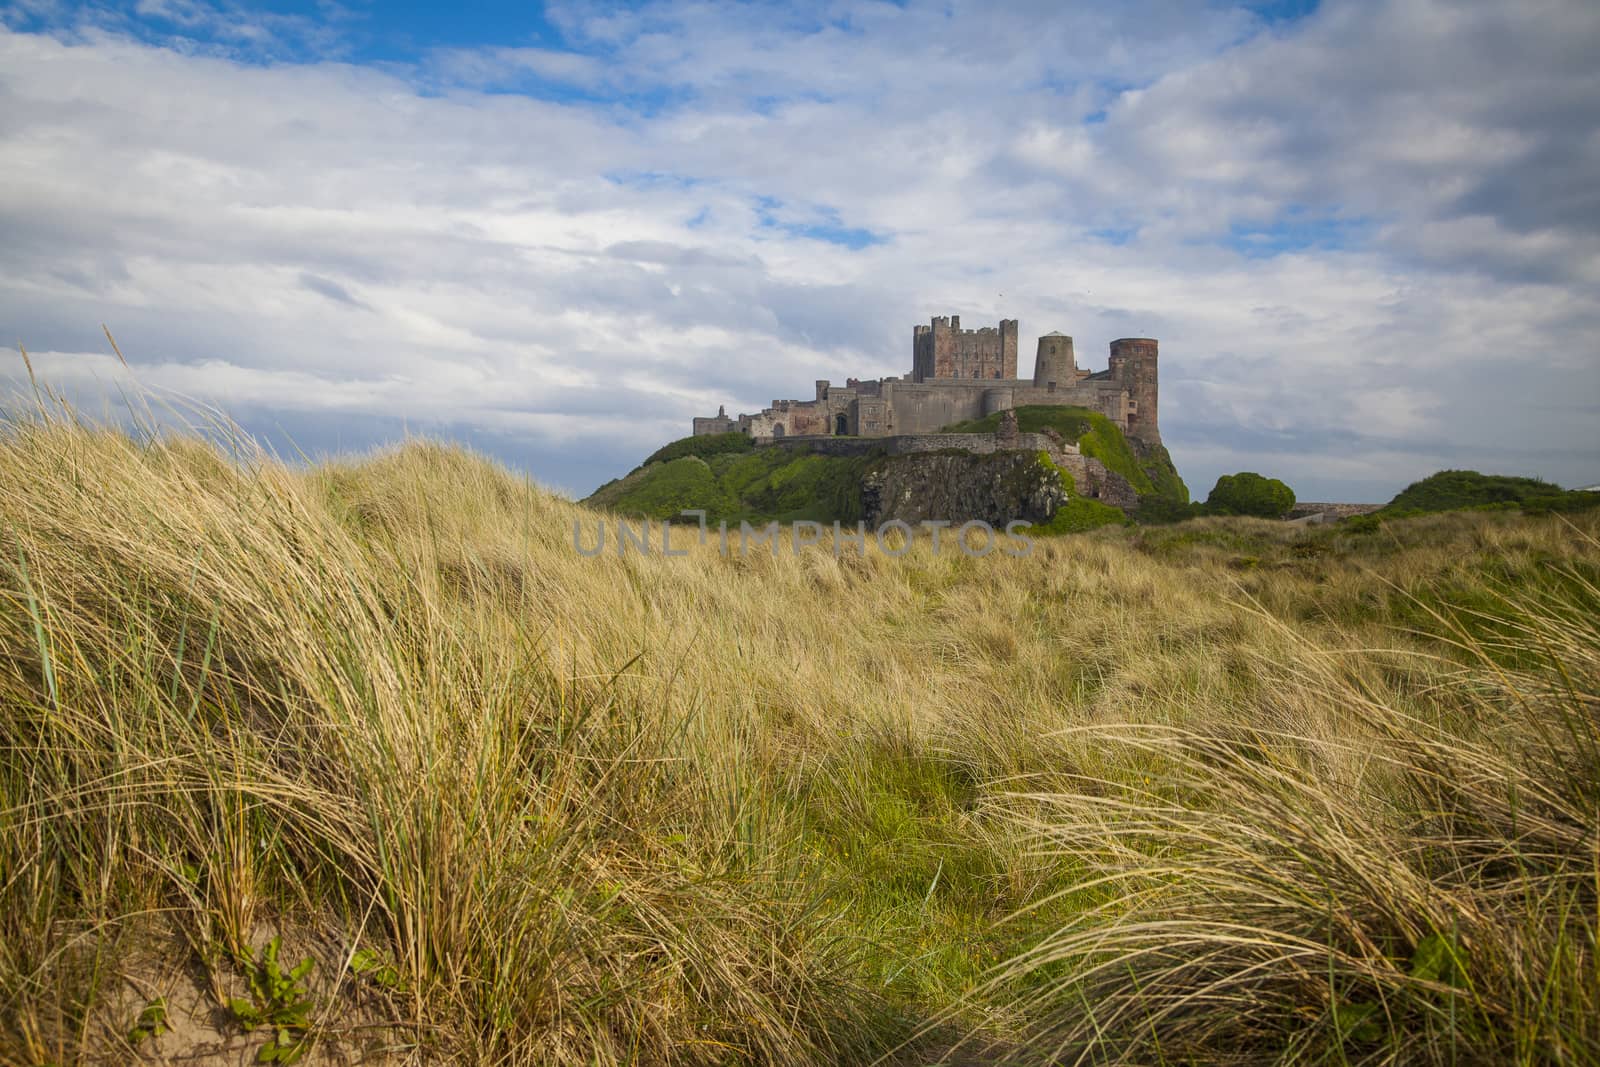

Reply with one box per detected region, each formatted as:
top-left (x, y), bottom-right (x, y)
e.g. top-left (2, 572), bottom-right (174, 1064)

top-left (1135, 496), bottom-right (1204, 525)
top-left (1206, 472), bottom-right (1296, 519)
top-left (1033, 497), bottom-right (1128, 534)
top-left (1339, 512), bottom-right (1384, 534)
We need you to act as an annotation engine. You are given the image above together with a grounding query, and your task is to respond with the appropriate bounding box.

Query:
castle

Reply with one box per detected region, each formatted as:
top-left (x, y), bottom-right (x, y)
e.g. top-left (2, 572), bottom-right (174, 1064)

top-left (692, 315), bottom-right (1161, 448)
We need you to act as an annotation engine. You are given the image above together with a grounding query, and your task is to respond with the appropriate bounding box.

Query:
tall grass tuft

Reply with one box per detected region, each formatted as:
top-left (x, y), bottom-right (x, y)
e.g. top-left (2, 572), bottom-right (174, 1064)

top-left (992, 551), bottom-right (1600, 1064)
top-left (0, 406), bottom-right (883, 1064)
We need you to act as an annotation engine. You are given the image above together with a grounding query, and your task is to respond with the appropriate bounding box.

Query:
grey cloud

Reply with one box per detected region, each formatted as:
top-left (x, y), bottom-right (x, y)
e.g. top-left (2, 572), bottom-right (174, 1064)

top-left (299, 273), bottom-right (370, 309)
top-left (603, 240), bottom-right (759, 268)
top-left (1453, 136), bottom-right (1600, 239)
top-left (1091, 0), bottom-right (1600, 284)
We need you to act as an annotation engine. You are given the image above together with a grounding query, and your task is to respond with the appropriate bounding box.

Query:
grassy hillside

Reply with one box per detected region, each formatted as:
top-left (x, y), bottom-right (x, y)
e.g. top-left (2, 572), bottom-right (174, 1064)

top-left (642, 429), bottom-right (755, 467)
top-left (3, 407), bottom-right (1598, 1064)
top-left (585, 443), bottom-right (871, 524)
top-left (587, 409), bottom-right (1187, 527)
top-left (940, 405), bottom-right (1187, 503)
top-left (1378, 468), bottom-right (1600, 516)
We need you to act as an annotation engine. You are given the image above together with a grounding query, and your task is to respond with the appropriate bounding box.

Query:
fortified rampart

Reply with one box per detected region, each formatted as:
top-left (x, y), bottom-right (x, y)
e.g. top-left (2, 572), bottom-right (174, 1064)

top-left (694, 314), bottom-right (1162, 450)
top-left (766, 431), bottom-right (1066, 457)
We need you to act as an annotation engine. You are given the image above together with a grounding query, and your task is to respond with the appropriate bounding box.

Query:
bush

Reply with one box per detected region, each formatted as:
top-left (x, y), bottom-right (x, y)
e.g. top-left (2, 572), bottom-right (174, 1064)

top-left (1033, 497), bottom-right (1127, 534)
top-left (1339, 512), bottom-right (1383, 534)
top-left (1206, 472), bottom-right (1296, 519)
top-left (1135, 496), bottom-right (1204, 525)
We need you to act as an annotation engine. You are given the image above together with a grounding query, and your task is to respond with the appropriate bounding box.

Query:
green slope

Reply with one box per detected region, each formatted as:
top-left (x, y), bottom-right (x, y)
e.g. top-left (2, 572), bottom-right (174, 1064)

top-left (585, 411), bottom-right (1189, 531)
top-left (1377, 470), bottom-right (1600, 518)
top-left (642, 431), bottom-right (754, 466)
top-left (584, 444), bottom-right (872, 524)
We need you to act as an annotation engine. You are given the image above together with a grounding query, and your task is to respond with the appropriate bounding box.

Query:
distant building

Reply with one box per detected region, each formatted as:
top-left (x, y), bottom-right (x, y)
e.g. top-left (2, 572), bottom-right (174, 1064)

top-left (693, 315), bottom-right (1161, 449)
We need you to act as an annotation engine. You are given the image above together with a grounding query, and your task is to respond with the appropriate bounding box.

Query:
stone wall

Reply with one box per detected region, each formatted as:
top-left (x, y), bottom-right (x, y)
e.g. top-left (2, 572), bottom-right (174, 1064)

top-left (886, 432), bottom-right (1060, 456)
top-left (867, 377), bottom-right (1128, 434)
top-left (767, 431), bottom-right (1067, 457)
top-left (873, 380), bottom-right (980, 432)
top-left (1287, 502), bottom-right (1382, 522)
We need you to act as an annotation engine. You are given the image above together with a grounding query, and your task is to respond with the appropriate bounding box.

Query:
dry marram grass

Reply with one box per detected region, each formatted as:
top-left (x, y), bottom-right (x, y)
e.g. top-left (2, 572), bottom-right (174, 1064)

top-left (0, 404), bottom-right (1594, 1064)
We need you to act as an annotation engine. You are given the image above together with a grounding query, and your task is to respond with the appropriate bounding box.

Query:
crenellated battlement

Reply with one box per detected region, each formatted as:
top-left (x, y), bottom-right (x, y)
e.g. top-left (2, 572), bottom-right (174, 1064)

top-left (914, 316), bottom-right (1017, 337)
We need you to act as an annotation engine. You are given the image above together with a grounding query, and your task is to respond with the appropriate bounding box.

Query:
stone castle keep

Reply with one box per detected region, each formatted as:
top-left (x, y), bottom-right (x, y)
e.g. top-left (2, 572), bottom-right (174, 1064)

top-left (693, 315), bottom-right (1161, 448)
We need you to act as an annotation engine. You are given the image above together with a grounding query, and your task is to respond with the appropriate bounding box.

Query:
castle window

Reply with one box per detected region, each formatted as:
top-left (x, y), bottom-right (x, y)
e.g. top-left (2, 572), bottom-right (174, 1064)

top-left (1047, 381), bottom-right (1056, 392)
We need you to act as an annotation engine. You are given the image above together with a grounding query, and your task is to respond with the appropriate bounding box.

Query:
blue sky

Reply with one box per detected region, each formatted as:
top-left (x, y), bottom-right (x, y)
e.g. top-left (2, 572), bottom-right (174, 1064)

top-left (7, 1), bottom-right (576, 60)
top-left (1, 0), bottom-right (1596, 501)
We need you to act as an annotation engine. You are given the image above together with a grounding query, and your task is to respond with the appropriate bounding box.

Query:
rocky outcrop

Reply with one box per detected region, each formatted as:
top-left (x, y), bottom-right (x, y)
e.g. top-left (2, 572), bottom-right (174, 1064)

top-left (1057, 453), bottom-right (1141, 511)
top-left (588, 428), bottom-right (1147, 530)
top-left (860, 448), bottom-right (1138, 526)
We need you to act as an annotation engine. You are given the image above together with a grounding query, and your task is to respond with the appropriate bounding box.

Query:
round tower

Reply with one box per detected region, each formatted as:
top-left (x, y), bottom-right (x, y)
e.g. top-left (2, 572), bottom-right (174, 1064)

top-left (1108, 338), bottom-right (1159, 445)
top-left (982, 387), bottom-right (1015, 415)
top-left (1032, 332), bottom-right (1075, 390)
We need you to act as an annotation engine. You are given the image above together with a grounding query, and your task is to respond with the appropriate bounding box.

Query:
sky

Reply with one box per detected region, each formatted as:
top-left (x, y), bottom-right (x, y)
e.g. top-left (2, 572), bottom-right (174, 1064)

top-left (0, 0), bottom-right (1596, 502)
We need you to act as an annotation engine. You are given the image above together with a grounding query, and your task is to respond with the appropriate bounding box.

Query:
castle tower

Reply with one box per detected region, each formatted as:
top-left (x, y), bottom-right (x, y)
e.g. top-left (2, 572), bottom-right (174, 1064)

top-left (910, 319), bottom-right (944, 382)
top-left (1032, 332), bottom-right (1076, 391)
top-left (1108, 338), bottom-right (1160, 445)
top-left (912, 315), bottom-right (1018, 381)
top-left (1000, 319), bottom-right (1019, 378)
